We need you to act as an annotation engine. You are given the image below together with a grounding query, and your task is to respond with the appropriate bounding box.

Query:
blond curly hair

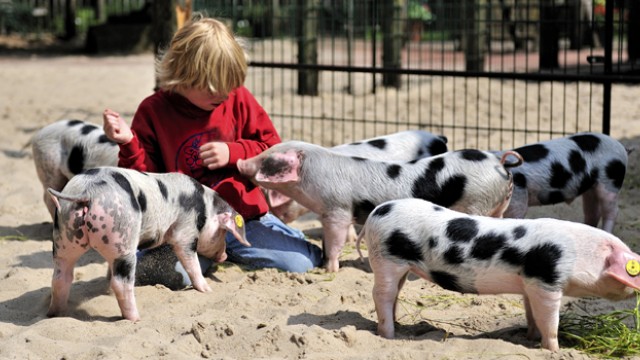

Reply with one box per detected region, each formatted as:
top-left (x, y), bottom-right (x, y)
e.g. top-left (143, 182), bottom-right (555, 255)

top-left (156, 14), bottom-right (247, 95)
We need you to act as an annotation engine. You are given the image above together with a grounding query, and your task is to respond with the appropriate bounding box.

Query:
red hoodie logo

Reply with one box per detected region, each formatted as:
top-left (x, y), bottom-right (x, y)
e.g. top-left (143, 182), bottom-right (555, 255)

top-left (183, 135), bottom-right (203, 170)
top-left (175, 129), bottom-right (235, 187)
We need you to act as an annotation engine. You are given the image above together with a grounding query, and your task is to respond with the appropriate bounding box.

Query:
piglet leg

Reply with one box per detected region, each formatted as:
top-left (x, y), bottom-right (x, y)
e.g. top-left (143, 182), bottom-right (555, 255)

top-left (523, 285), bottom-right (563, 352)
top-left (109, 253), bottom-right (140, 321)
top-left (172, 244), bottom-right (212, 293)
top-left (581, 187), bottom-right (603, 229)
top-left (321, 211), bottom-right (353, 272)
top-left (370, 259), bottom-right (411, 339)
top-left (47, 254), bottom-right (83, 317)
top-left (596, 184), bottom-right (619, 233)
top-left (48, 208), bottom-right (89, 318)
top-left (582, 184), bottom-right (619, 233)
top-left (523, 295), bottom-right (541, 340)
top-left (502, 187), bottom-right (529, 219)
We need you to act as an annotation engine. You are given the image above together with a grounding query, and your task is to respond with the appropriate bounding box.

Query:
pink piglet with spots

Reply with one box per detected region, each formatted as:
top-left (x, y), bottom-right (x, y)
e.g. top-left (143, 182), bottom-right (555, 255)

top-left (46, 166), bottom-right (249, 321)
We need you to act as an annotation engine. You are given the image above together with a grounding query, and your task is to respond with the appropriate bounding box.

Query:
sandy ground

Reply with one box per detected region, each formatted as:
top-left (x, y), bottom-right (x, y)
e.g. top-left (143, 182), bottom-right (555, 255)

top-left (1, 50), bottom-right (640, 360)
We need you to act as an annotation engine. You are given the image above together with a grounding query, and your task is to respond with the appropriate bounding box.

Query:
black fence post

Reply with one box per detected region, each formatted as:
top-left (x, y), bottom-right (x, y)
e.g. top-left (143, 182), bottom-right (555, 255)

top-left (629, 0), bottom-right (640, 63)
top-left (463, 0), bottom-right (486, 72)
top-left (381, 0), bottom-right (403, 88)
top-left (601, 0), bottom-right (614, 135)
top-left (346, 0), bottom-right (354, 94)
top-left (371, 0), bottom-right (378, 94)
top-left (539, 0), bottom-right (559, 69)
top-left (296, 0), bottom-right (319, 96)
top-left (63, 0), bottom-right (77, 40)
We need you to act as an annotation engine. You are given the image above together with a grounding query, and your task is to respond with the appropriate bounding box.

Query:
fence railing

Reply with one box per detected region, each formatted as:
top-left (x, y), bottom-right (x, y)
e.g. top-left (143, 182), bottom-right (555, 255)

top-left (3, 0), bottom-right (639, 150)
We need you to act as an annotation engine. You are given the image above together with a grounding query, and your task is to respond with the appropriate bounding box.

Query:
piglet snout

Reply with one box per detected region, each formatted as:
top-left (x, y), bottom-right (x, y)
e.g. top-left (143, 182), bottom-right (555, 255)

top-left (214, 251), bottom-right (228, 263)
top-left (237, 158), bottom-right (258, 178)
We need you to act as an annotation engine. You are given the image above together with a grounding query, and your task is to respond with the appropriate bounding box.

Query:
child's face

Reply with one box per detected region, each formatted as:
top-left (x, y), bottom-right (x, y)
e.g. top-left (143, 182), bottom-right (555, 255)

top-left (180, 88), bottom-right (228, 111)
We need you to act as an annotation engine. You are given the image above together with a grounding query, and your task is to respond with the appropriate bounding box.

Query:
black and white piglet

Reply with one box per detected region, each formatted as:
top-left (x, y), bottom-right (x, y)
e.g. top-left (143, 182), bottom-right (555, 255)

top-left (238, 140), bottom-right (522, 272)
top-left (358, 198), bottom-right (640, 351)
top-left (47, 167), bottom-right (250, 321)
top-left (32, 119), bottom-right (118, 219)
top-left (497, 132), bottom-right (629, 233)
top-left (267, 130), bottom-right (449, 223)
top-left (330, 129), bottom-right (448, 159)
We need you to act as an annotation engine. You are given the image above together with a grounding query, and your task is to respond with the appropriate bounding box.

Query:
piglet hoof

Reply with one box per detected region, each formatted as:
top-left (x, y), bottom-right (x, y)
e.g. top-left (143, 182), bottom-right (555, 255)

top-left (46, 303), bottom-right (65, 318)
top-left (326, 263), bottom-right (340, 272)
top-left (325, 260), bottom-right (340, 273)
top-left (123, 314), bottom-right (141, 322)
top-left (541, 337), bottom-right (560, 352)
top-left (376, 326), bottom-right (395, 339)
top-left (192, 279), bottom-right (213, 293)
top-left (120, 306), bottom-right (141, 322)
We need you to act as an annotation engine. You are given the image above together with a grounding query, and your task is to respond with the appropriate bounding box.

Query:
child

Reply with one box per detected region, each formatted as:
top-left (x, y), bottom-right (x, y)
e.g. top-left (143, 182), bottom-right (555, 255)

top-left (103, 14), bottom-right (323, 289)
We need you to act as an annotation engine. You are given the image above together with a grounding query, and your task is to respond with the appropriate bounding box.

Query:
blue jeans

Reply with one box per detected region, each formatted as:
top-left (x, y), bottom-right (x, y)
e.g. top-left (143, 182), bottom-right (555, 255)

top-left (135, 214), bottom-right (323, 289)
top-left (215, 213), bottom-right (323, 272)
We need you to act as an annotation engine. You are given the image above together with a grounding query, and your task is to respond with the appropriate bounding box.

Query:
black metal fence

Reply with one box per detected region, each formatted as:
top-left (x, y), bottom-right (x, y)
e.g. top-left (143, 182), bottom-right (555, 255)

top-left (2, 0), bottom-right (639, 150)
top-left (196, 0), bottom-right (640, 150)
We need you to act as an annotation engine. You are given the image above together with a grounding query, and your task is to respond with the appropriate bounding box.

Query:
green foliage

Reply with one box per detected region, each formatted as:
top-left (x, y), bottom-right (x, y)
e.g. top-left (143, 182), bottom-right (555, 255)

top-left (559, 293), bottom-right (640, 358)
top-left (75, 7), bottom-right (97, 34)
top-left (408, 1), bottom-right (434, 23)
top-left (235, 19), bottom-right (252, 37)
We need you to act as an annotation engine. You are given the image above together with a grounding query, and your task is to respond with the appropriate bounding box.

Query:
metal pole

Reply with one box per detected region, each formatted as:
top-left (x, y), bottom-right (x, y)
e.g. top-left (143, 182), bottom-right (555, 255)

top-left (347, 0), bottom-right (353, 94)
top-left (602, 0), bottom-right (613, 134)
top-left (372, 0), bottom-right (377, 94)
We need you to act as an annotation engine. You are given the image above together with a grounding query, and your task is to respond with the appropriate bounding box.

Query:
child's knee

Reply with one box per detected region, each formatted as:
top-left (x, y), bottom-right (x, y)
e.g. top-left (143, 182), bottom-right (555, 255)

top-left (241, 251), bottom-right (316, 273)
top-left (278, 254), bottom-right (316, 273)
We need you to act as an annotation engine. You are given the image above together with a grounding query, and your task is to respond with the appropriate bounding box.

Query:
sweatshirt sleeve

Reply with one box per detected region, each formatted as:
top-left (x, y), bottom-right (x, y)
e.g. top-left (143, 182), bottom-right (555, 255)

top-left (117, 133), bottom-right (147, 170)
top-left (116, 98), bottom-right (164, 172)
top-left (226, 87), bottom-right (281, 165)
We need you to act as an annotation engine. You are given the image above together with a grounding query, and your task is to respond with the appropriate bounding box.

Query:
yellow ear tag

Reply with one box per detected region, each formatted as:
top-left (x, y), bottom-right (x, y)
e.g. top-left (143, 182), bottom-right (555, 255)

top-left (235, 214), bottom-right (244, 228)
top-left (626, 260), bottom-right (640, 276)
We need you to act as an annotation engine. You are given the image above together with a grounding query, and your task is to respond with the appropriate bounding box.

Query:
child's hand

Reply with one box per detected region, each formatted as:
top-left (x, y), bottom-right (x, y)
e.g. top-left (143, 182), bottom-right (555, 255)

top-left (199, 142), bottom-right (230, 170)
top-left (103, 109), bottom-right (133, 144)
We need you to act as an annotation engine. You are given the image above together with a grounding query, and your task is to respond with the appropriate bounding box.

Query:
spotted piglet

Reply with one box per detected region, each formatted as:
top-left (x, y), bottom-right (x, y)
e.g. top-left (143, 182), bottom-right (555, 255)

top-left (267, 130), bottom-right (449, 223)
top-left (47, 167), bottom-right (250, 321)
top-left (498, 132), bottom-right (629, 233)
top-left (32, 119), bottom-right (118, 220)
top-left (237, 140), bottom-right (522, 272)
top-left (358, 198), bottom-right (640, 351)
top-left (330, 129), bottom-right (448, 159)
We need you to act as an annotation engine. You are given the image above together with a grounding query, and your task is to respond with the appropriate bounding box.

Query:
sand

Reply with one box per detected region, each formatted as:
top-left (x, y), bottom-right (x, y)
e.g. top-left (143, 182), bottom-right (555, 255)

top-left (1, 50), bottom-right (640, 360)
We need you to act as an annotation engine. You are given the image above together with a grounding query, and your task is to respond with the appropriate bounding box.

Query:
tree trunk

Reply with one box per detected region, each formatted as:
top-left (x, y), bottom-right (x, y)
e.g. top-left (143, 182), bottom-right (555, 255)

top-left (95, 0), bottom-right (106, 23)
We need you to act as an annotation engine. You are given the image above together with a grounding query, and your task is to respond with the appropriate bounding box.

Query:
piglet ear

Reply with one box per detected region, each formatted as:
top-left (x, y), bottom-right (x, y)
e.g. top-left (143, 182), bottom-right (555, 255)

top-left (266, 189), bottom-right (292, 208)
top-left (255, 149), bottom-right (301, 184)
top-left (219, 212), bottom-right (251, 247)
top-left (605, 251), bottom-right (640, 291)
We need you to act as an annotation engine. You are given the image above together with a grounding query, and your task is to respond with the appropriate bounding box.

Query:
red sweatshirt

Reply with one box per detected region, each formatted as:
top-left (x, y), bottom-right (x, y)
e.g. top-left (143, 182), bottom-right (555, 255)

top-left (118, 86), bottom-right (280, 219)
